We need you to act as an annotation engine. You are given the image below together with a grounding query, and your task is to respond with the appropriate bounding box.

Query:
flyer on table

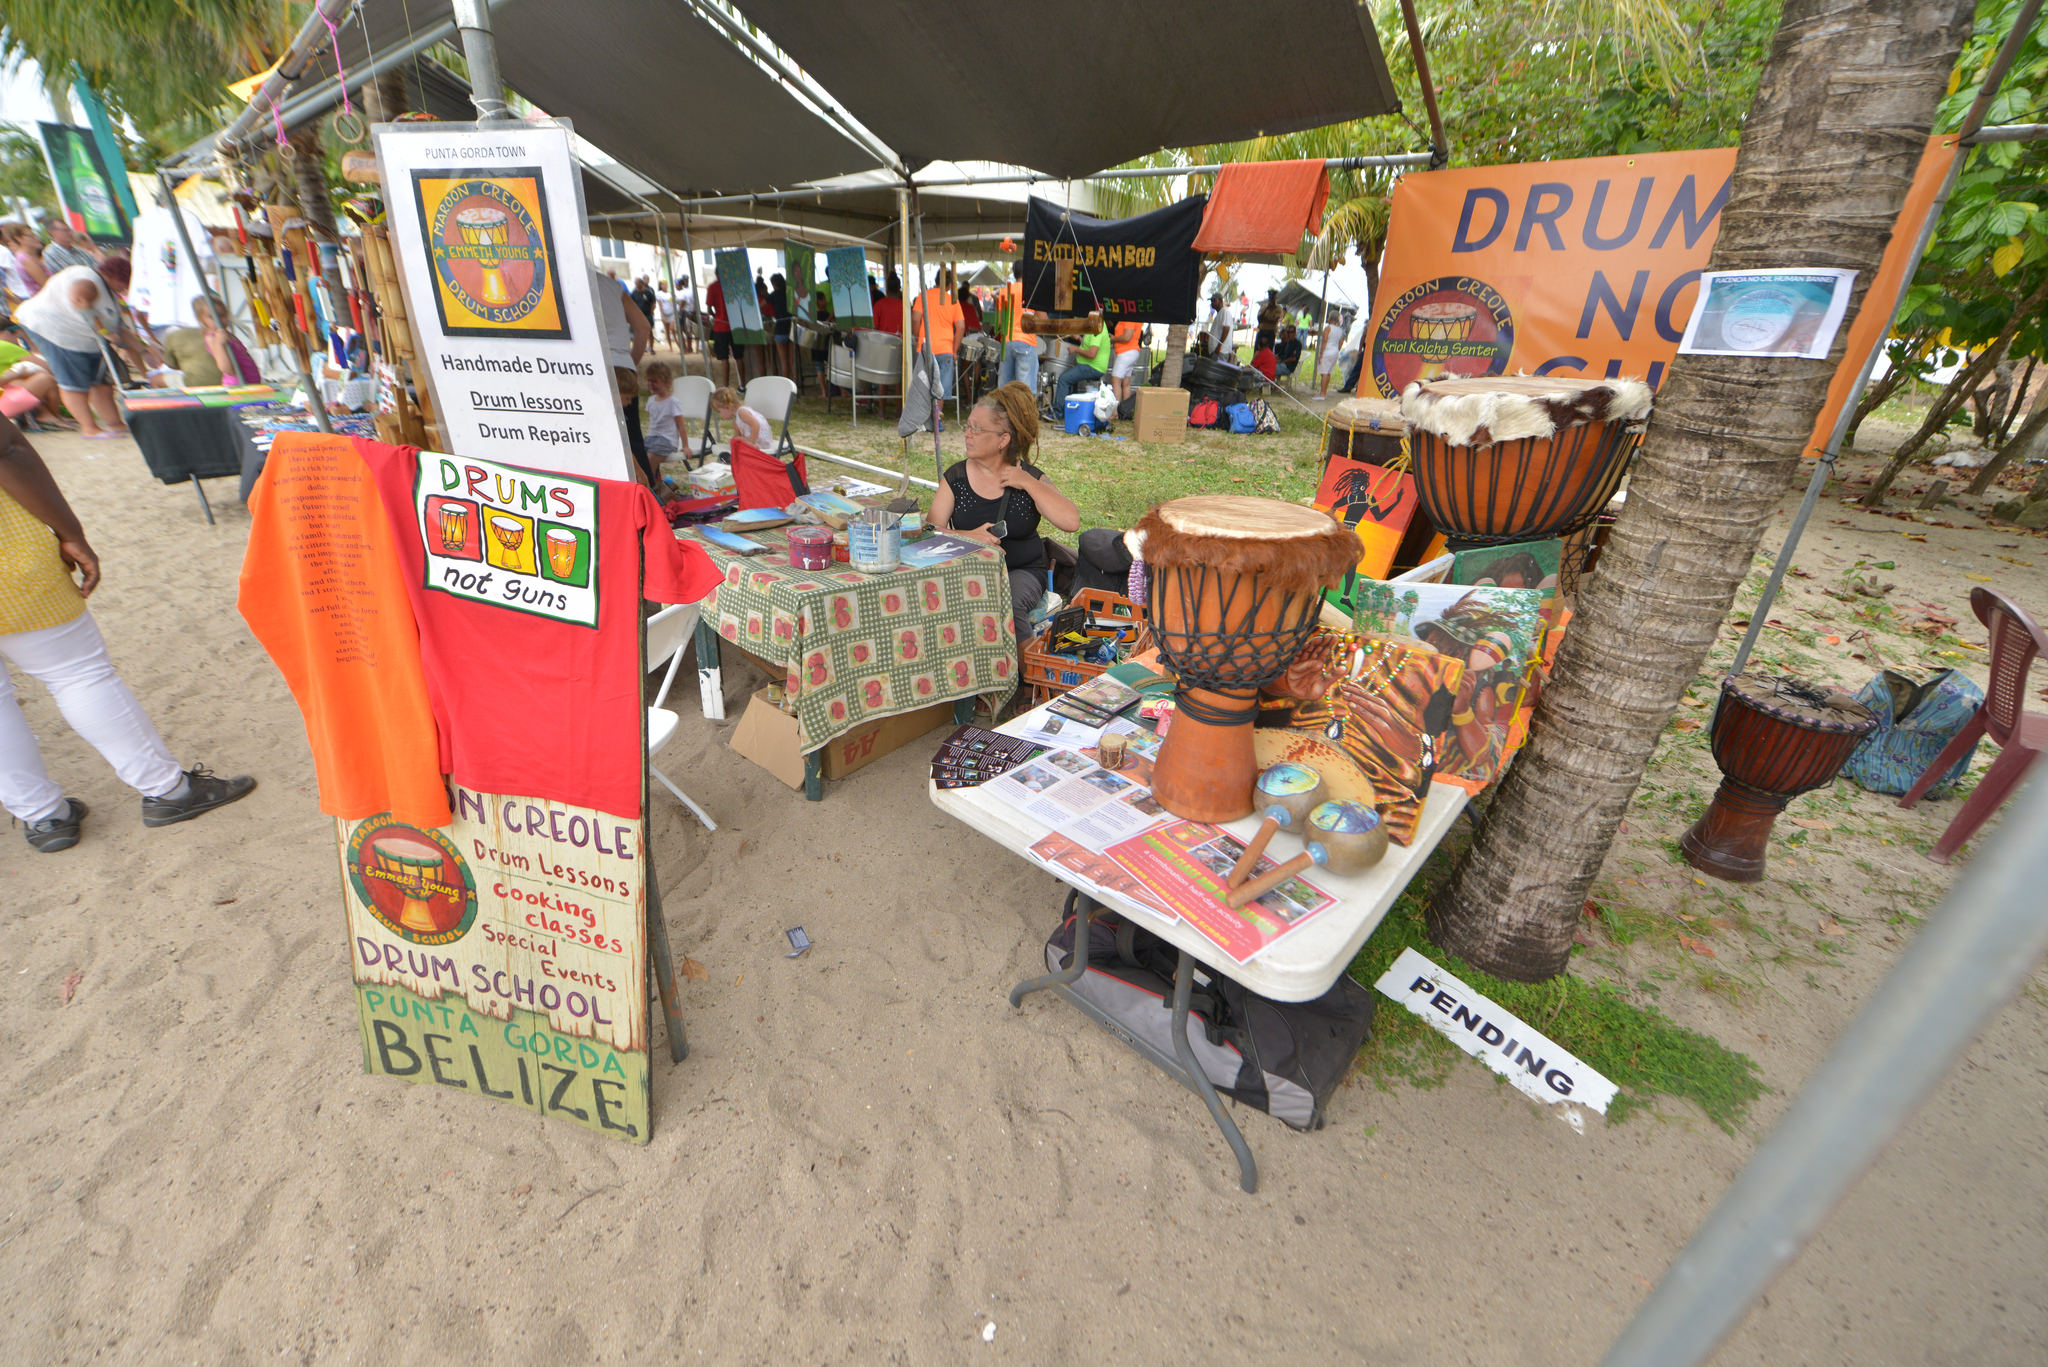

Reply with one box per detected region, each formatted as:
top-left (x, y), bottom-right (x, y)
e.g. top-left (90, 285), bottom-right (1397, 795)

top-left (373, 118), bottom-right (632, 481)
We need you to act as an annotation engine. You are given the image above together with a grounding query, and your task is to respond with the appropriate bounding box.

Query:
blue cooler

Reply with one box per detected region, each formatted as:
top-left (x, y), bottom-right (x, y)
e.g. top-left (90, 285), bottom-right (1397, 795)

top-left (1064, 393), bottom-right (1106, 435)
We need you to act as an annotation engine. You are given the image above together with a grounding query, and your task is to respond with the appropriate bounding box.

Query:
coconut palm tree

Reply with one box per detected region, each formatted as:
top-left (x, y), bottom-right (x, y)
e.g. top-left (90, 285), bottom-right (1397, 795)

top-left (1428, 0), bottom-right (1979, 981)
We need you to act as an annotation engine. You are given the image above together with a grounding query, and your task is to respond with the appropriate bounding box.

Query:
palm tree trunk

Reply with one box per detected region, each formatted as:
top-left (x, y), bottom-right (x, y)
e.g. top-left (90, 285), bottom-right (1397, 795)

top-left (1427, 0), bottom-right (1976, 983)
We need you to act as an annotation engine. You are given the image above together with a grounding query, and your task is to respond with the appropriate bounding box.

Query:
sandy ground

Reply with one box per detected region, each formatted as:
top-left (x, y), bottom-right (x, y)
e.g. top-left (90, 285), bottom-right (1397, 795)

top-left (1, 420), bottom-right (2044, 1366)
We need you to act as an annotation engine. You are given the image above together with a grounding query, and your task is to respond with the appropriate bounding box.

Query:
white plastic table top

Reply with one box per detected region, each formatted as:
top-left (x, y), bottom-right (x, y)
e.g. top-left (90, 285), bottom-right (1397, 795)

top-left (928, 700), bottom-right (1471, 1002)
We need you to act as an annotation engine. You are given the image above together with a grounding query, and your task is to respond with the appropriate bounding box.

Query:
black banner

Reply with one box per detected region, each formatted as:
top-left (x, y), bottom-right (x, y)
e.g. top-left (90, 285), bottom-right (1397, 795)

top-left (1020, 194), bottom-right (1206, 325)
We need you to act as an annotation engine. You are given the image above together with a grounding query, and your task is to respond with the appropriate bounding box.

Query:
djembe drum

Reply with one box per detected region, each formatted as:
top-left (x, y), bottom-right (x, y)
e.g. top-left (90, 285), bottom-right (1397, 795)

top-left (455, 205), bottom-right (514, 306)
top-left (1680, 674), bottom-right (1878, 883)
top-left (1400, 375), bottom-right (1651, 551)
top-left (1135, 497), bottom-right (1359, 822)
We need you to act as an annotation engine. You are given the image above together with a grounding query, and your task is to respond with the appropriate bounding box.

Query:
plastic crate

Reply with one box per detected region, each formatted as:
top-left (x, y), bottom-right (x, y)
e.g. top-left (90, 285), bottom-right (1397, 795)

top-left (1021, 589), bottom-right (1150, 703)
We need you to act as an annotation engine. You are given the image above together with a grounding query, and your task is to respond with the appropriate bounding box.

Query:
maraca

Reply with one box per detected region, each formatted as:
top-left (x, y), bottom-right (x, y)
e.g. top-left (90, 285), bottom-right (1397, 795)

top-left (1226, 762), bottom-right (1326, 888)
top-left (1225, 800), bottom-right (1387, 909)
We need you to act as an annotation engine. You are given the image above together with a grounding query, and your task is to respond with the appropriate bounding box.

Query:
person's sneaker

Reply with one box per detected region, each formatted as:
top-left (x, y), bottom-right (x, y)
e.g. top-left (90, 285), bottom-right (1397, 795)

top-left (141, 767), bottom-right (257, 828)
top-left (23, 798), bottom-right (88, 853)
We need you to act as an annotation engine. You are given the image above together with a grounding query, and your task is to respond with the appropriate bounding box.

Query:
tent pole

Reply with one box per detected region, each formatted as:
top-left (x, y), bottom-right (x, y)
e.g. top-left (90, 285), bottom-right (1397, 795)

top-left (898, 187), bottom-right (912, 436)
top-left (910, 184), bottom-right (943, 488)
top-left (678, 210), bottom-right (702, 368)
top-left (452, 0), bottom-right (515, 123)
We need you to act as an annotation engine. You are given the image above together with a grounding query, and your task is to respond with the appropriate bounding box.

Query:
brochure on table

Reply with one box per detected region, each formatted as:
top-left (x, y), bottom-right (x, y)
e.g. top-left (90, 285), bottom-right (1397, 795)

top-left (372, 118), bottom-right (633, 483)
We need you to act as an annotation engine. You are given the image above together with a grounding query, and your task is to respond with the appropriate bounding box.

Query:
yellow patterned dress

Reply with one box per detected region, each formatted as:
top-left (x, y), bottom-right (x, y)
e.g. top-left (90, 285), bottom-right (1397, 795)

top-left (0, 486), bottom-right (84, 637)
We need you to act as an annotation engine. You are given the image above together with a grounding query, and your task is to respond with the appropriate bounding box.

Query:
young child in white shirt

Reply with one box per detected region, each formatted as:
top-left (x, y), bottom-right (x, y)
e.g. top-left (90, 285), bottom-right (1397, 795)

top-left (642, 360), bottom-right (688, 459)
top-left (711, 384), bottom-right (772, 451)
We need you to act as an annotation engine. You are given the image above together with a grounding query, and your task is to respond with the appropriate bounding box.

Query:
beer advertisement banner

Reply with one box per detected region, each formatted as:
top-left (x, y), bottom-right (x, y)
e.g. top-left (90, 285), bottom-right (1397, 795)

top-left (1364, 137), bottom-right (1955, 457)
top-left (36, 122), bottom-right (130, 246)
top-left (1021, 194), bottom-right (1207, 324)
top-left (373, 120), bottom-right (632, 483)
top-left (341, 784), bottom-right (650, 1143)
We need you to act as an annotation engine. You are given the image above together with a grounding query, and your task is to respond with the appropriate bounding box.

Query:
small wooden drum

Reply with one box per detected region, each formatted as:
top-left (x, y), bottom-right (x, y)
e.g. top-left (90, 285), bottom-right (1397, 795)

top-left (1400, 375), bottom-right (1650, 550)
top-left (1680, 673), bottom-right (1877, 883)
top-left (1325, 396), bottom-right (1407, 466)
top-left (1135, 496), bottom-right (1359, 822)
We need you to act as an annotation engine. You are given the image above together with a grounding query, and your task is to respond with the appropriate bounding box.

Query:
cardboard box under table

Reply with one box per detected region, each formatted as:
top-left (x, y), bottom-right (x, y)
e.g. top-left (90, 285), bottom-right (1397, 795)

top-left (930, 693), bottom-right (1471, 1193)
top-left (687, 520), bottom-right (1020, 800)
top-left (1131, 386), bottom-right (1189, 444)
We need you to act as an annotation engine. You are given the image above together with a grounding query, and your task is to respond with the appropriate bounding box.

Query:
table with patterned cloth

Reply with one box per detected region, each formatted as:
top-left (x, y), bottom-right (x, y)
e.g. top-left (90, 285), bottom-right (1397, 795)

top-left (684, 523), bottom-right (1018, 799)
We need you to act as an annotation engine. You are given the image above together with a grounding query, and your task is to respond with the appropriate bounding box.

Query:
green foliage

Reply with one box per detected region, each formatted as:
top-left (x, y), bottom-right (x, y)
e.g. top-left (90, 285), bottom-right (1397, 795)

top-left (1889, 0), bottom-right (2048, 367)
top-left (1349, 870), bottom-right (1768, 1132)
top-left (0, 129), bottom-right (57, 218)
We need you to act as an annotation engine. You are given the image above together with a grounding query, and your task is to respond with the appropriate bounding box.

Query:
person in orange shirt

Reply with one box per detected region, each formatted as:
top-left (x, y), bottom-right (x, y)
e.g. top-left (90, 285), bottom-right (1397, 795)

top-left (995, 263), bottom-right (1039, 395)
top-left (911, 278), bottom-right (965, 411)
top-left (1109, 320), bottom-right (1145, 400)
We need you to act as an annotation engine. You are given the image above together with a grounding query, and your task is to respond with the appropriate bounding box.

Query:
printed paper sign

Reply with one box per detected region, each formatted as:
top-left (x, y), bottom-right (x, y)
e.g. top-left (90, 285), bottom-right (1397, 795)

top-left (1375, 947), bottom-right (1618, 1113)
top-left (373, 119), bottom-right (631, 481)
top-left (341, 783), bottom-right (649, 1143)
top-left (1678, 268), bottom-right (1856, 360)
top-left (414, 451), bottom-right (599, 627)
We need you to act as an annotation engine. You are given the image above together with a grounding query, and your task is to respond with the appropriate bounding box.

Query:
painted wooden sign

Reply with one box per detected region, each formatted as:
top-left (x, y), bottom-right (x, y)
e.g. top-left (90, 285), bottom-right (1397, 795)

top-left (340, 783), bottom-right (649, 1142)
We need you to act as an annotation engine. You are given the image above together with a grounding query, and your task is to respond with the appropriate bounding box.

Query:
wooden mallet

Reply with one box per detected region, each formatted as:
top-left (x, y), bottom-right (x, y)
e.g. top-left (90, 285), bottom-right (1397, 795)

top-left (1226, 762), bottom-right (1326, 888)
top-left (1225, 800), bottom-right (1388, 909)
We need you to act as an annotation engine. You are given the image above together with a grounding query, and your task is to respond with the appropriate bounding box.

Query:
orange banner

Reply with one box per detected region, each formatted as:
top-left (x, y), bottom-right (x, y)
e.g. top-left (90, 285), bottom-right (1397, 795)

top-left (1364, 138), bottom-right (1956, 456)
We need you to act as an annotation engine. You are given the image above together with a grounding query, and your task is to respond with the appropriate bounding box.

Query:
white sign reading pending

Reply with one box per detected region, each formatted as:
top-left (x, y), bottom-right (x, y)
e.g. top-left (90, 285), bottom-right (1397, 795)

top-left (1375, 947), bottom-right (1618, 1114)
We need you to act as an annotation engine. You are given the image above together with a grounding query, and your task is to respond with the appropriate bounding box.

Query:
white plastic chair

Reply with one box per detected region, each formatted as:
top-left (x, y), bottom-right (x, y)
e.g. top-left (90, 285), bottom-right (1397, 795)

top-left (675, 375), bottom-right (718, 467)
top-left (743, 375), bottom-right (799, 458)
top-left (647, 603), bottom-right (717, 831)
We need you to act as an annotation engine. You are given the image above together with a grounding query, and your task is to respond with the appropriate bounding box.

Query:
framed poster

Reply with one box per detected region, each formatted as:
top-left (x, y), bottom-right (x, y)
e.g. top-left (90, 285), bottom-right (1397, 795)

top-left (409, 167), bottom-right (570, 340)
top-left (373, 119), bottom-right (632, 482)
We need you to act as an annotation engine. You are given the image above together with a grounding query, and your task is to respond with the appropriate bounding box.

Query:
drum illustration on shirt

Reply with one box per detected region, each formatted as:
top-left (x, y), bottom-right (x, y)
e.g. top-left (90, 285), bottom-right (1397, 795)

top-left (416, 455), bottom-right (599, 625)
top-left (347, 819), bottom-right (478, 945)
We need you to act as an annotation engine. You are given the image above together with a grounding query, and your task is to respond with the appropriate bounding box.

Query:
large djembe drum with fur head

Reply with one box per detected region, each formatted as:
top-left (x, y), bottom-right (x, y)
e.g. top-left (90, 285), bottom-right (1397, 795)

top-left (1135, 497), bottom-right (1359, 822)
top-left (1400, 375), bottom-right (1651, 551)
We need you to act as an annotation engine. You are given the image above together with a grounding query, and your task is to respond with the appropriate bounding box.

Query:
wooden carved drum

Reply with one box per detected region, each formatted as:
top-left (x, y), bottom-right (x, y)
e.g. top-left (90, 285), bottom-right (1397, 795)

top-left (1399, 375), bottom-right (1651, 550)
top-left (1679, 673), bottom-right (1877, 884)
top-left (1135, 497), bottom-right (1359, 822)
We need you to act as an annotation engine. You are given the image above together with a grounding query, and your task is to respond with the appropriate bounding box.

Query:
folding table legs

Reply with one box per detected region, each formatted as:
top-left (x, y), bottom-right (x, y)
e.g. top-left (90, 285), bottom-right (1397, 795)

top-left (694, 617), bottom-right (726, 721)
top-left (1009, 890), bottom-right (1260, 1193)
top-left (191, 477), bottom-right (215, 525)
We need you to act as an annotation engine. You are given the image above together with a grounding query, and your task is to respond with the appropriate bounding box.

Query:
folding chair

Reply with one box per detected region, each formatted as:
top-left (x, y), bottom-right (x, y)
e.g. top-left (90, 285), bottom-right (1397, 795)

top-left (646, 603), bottom-right (717, 831)
top-left (675, 375), bottom-right (718, 468)
top-left (743, 375), bottom-right (799, 459)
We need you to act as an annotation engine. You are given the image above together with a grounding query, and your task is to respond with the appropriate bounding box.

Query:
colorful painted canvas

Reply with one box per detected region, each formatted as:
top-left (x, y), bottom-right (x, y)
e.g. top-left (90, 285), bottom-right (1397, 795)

top-left (1312, 454), bottom-right (1416, 581)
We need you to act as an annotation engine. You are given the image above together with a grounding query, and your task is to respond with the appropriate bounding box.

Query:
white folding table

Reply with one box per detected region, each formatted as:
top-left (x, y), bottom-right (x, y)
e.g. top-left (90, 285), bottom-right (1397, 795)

top-left (930, 698), bottom-right (1471, 1192)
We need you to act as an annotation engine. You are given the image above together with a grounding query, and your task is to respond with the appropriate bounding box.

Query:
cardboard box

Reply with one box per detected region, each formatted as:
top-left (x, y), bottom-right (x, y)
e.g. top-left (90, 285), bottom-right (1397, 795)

top-left (1132, 386), bottom-right (1189, 444)
top-left (728, 688), bottom-right (957, 790)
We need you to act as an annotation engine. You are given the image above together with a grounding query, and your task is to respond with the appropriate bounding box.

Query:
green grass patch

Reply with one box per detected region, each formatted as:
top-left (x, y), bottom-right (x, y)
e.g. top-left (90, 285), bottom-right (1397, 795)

top-left (1346, 874), bottom-right (1768, 1133)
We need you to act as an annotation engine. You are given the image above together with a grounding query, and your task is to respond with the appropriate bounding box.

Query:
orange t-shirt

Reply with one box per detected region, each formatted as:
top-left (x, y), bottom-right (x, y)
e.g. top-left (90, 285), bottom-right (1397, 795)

top-left (239, 432), bottom-right (451, 829)
top-left (1112, 322), bottom-right (1142, 354)
top-left (912, 286), bottom-right (963, 356)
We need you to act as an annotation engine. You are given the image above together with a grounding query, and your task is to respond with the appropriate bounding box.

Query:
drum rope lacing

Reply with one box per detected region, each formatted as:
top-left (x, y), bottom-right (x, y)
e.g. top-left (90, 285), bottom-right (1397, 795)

top-left (1151, 565), bottom-right (1327, 726)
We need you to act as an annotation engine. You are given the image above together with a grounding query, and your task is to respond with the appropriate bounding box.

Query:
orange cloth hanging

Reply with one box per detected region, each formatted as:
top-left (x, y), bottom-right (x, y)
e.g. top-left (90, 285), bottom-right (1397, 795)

top-left (1192, 160), bottom-right (1331, 257)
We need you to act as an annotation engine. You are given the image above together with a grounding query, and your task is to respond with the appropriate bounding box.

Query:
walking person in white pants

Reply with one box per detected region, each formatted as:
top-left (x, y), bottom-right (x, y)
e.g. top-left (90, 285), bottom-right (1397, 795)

top-left (1, 415), bottom-right (254, 852)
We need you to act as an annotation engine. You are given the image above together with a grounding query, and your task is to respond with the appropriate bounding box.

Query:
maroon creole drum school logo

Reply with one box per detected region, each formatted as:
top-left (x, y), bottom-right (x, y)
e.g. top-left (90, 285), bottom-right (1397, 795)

top-left (347, 818), bottom-right (479, 946)
top-left (1370, 275), bottom-right (1515, 396)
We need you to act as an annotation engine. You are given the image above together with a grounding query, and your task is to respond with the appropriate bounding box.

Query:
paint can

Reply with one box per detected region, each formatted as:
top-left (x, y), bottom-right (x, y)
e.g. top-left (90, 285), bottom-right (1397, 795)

top-left (787, 526), bottom-right (832, 570)
top-left (848, 508), bottom-right (903, 572)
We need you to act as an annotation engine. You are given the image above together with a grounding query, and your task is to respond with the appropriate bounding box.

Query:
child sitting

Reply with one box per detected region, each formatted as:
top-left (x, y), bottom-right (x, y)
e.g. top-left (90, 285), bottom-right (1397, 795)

top-left (641, 360), bottom-right (688, 460)
top-left (710, 384), bottom-right (772, 452)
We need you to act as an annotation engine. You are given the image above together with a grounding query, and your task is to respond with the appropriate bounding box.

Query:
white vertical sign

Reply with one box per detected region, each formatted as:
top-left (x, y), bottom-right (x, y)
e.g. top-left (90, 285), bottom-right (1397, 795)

top-left (374, 119), bottom-right (631, 481)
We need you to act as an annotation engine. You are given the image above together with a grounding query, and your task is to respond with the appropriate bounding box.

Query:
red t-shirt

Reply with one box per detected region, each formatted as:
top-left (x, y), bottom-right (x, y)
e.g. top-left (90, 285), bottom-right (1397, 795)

top-left (707, 279), bottom-right (730, 334)
top-left (872, 295), bottom-right (903, 335)
top-left (360, 442), bottom-right (720, 818)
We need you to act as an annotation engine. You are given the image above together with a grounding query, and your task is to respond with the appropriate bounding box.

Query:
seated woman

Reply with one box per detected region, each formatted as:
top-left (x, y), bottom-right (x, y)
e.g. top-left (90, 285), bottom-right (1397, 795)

top-left (927, 381), bottom-right (1080, 642)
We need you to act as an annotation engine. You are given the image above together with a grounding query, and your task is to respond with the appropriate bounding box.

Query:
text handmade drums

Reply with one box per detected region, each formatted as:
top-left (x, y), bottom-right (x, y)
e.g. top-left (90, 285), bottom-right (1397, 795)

top-left (1135, 496), bottom-right (1358, 822)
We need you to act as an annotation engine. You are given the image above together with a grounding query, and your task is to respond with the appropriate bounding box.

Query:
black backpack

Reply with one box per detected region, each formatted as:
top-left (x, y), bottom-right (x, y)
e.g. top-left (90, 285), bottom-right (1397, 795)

top-left (1044, 908), bottom-right (1375, 1130)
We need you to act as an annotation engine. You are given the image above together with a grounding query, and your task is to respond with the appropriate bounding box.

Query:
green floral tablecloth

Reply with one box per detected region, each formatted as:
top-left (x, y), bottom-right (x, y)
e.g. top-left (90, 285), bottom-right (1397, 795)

top-left (688, 525), bottom-right (1018, 751)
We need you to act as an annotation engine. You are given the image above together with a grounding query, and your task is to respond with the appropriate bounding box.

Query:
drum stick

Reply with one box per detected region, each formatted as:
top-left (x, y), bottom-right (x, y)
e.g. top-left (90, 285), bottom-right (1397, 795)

top-left (1226, 851), bottom-right (1318, 909)
top-left (1228, 806), bottom-right (1297, 888)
